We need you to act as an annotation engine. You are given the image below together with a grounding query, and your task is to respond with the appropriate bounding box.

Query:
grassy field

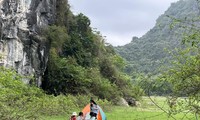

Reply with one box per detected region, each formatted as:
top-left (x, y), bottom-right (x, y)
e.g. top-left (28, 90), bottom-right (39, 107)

top-left (44, 96), bottom-right (197, 120)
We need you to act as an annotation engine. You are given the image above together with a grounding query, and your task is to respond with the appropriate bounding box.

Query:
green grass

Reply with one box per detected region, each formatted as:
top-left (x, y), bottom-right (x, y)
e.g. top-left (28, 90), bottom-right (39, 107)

top-left (106, 106), bottom-right (195, 120)
top-left (43, 96), bottom-right (198, 120)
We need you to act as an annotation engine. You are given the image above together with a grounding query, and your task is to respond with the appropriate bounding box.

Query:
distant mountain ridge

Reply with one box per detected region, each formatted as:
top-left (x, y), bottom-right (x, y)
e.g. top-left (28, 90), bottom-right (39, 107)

top-left (115, 0), bottom-right (200, 75)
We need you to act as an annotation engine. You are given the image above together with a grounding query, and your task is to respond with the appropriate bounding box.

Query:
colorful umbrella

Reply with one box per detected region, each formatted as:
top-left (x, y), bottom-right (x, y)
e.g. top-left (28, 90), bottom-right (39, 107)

top-left (82, 104), bottom-right (107, 120)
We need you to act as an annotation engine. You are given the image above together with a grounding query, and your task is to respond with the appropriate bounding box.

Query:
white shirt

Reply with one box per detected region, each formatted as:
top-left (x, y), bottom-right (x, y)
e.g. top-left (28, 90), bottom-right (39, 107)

top-left (91, 104), bottom-right (98, 114)
top-left (84, 112), bottom-right (96, 120)
top-left (77, 116), bottom-right (84, 120)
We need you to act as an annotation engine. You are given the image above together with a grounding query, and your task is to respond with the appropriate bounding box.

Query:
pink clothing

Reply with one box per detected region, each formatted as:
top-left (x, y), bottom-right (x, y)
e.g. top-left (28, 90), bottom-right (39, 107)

top-left (70, 116), bottom-right (76, 120)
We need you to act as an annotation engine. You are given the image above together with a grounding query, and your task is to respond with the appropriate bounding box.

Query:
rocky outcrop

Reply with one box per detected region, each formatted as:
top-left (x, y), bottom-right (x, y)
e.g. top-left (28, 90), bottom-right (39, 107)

top-left (0, 0), bottom-right (56, 86)
top-left (116, 98), bottom-right (129, 107)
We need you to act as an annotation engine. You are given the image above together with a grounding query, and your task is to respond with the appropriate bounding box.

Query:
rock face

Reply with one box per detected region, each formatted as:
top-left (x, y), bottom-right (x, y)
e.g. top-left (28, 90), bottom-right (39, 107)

top-left (0, 0), bottom-right (56, 86)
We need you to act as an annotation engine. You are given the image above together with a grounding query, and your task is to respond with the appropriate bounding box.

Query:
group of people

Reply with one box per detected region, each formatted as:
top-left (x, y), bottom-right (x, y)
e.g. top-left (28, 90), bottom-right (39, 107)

top-left (70, 100), bottom-right (99, 120)
top-left (70, 112), bottom-right (84, 120)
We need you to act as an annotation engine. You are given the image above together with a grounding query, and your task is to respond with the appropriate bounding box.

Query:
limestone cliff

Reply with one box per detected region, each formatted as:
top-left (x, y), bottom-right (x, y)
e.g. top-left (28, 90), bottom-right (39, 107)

top-left (0, 0), bottom-right (56, 86)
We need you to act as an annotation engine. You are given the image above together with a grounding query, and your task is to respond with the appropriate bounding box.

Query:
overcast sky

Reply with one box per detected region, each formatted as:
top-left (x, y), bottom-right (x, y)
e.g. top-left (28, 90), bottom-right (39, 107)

top-left (69, 0), bottom-right (179, 46)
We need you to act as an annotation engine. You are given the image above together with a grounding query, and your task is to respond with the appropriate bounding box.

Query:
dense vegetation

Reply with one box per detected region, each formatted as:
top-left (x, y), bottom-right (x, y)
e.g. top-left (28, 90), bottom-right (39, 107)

top-left (0, 1), bottom-right (144, 119)
top-left (40, 0), bottom-right (142, 103)
top-left (42, 0), bottom-right (200, 117)
top-left (158, 13), bottom-right (200, 116)
top-left (0, 67), bottom-right (72, 119)
top-left (0, 0), bottom-right (143, 119)
top-left (115, 0), bottom-right (199, 75)
top-left (114, 0), bottom-right (200, 96)
top-left (1, 0), bottom-right (200, 119)
top-left (115, 0), bottom-right (200, 116)
top-left (0, 67), bottom-right (111, 119)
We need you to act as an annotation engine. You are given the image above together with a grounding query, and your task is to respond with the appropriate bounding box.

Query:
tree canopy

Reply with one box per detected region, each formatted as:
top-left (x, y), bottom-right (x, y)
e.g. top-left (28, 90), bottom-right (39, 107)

top-left (40, 1), bottom-right (142, 104)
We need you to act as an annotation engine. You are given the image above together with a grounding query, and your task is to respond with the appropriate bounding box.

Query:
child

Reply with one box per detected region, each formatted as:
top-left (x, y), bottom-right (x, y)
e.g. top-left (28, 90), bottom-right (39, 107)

top-left (70, 112), bottom-right (77, 120)
top-left (77, 112), bottom-right (85, 120)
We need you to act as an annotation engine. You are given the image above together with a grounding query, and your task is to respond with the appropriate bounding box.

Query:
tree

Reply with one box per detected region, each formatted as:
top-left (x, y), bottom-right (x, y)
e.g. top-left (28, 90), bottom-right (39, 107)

top-left (159, 9), bottom-right (200, 116)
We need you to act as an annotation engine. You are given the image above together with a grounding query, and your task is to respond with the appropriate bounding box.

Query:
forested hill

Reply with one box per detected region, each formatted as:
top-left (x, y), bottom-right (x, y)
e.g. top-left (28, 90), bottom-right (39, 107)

top-left (40, 0), bottom-right (142, 103)
top-left (0, 0), bottom-right (142, 106)
top-left (115, 0), bottom-right (200, 75)
top-left (0, 0), bottom-right (144, 118)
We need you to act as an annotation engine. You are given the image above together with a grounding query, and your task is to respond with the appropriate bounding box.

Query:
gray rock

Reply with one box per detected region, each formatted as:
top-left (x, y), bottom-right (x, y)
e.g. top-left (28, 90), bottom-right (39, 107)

top-left (116, 98), bottom-right (129, 107)
top-left (0, 0), bottom-right (56, 86)
top-left (125, 97), bottom-right (136, 106)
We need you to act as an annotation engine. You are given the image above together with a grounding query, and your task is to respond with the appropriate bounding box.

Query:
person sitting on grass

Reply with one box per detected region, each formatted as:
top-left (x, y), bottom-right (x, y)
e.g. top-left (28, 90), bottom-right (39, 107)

top-left (77, 112), bottom-right (85, 120)
top-left (90, 99), bottom-right (99, 120)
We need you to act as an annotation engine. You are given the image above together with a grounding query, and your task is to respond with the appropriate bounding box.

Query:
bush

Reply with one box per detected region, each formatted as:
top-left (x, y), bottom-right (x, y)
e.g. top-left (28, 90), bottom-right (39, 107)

top-left (0, 67), bottom-right (112, 119)
top-left (0, 67), bottom-right (78, 119)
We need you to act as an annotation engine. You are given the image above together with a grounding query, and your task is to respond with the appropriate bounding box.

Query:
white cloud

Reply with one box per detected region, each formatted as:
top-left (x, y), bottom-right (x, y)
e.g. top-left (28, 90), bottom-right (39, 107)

top-left (69, 0), bottom-right (179, 46)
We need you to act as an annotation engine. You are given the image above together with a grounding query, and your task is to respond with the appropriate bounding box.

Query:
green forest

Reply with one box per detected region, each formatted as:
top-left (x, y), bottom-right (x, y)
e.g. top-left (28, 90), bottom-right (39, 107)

top-left (0, 0), bottom-right (200, 119)
top-left (115, 0), bottom-right (200, 97)
top-left (115, 0), bottom-right (200, 75)
top-left (41, 0), bottom-right (141, 102)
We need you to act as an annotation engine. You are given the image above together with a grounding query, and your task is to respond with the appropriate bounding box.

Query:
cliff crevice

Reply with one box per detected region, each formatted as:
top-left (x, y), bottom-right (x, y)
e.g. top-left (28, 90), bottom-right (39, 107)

top-left (0, 0), bottom-right (56, 86)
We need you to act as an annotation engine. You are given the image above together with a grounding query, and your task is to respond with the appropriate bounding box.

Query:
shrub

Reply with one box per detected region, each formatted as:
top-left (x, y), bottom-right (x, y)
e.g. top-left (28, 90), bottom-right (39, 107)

top-left (0, 67), bottom-right (78, 119)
